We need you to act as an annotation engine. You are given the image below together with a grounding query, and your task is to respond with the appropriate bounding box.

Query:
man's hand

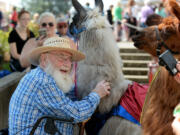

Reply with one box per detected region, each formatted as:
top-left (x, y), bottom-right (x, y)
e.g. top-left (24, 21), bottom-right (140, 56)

top-left (93, 80), bottom-right (111, 98)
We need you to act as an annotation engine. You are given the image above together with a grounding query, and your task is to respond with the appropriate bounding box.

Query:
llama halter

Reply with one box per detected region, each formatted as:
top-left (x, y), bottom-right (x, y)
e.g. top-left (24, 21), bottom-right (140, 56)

top-left (155, 26), bottom-right (180, 56)
top-left (155, 26), bottom-right (178, 75)
top-left (71, 25), bottom-right (86, 35)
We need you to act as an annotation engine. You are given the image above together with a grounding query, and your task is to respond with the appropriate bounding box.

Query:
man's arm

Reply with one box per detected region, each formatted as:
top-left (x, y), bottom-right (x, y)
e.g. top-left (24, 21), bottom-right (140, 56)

top-left (35, 83), bottom-right (100, 123)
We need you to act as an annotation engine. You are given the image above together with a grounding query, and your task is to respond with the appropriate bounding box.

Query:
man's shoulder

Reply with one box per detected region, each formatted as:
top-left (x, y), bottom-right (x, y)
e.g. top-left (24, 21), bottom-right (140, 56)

top-left (23, 67), bottom-right (50, 84)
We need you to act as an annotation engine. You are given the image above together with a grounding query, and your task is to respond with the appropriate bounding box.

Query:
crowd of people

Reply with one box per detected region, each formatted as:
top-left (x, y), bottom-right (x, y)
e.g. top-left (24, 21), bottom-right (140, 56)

top-left (106, 0), bottom-right (168, 41)
top-left (0, 0), bottom-right (180, 135)
top-left (0, 0), bottom-right (169, 73)
top-left (0, 6), bottom-right (75, 73)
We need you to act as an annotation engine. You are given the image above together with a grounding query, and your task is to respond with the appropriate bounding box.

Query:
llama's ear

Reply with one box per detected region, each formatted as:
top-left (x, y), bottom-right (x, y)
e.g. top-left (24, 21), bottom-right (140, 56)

top-left (168, 0), bottom-right (180, 20)
top-left (95, 0), bottom-right (104, 13)
top-left (72, 0), bottom-right (86, 18)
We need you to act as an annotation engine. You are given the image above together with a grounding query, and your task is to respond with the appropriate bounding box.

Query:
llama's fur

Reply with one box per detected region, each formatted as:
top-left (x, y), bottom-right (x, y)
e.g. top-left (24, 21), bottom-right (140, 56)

top-left (77, 9), bottom-right (131, 113)
top-left (72, 3), bottom-right (141, 134)
top-left (132, 0), bottom-right (180, 134)
top-left (141, 66), bottom-right (180, 135)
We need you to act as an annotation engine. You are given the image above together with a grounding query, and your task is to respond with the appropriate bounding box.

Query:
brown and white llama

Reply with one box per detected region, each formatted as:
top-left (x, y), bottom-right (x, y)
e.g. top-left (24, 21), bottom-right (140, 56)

top-left (70, 0), bottom-right (149, 135)
top-left (132, 0), bottom-right (180, 134)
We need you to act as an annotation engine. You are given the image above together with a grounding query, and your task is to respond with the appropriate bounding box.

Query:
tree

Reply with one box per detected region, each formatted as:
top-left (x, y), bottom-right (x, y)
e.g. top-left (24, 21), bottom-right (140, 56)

top-left (22, 0), bottom-right (71, 15)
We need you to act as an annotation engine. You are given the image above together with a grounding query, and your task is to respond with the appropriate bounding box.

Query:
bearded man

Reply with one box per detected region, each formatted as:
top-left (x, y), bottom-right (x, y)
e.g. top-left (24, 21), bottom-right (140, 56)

top-left (9, 37), bottom-right (111, 135)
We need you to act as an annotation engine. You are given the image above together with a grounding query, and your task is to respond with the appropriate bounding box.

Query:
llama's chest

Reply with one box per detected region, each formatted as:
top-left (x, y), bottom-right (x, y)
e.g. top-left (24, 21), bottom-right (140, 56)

top-left (85, 82), bottom-right (149, 135)
top-left (76, 64), bottom-right (115, 97)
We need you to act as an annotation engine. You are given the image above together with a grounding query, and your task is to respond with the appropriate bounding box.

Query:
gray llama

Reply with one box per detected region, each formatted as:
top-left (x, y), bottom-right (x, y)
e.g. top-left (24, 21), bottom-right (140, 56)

top-left (71, 0), bottom-right (142, 134)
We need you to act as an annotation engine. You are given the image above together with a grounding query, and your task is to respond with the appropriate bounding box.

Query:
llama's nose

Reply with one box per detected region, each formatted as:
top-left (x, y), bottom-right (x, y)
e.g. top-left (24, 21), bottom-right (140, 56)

top-left (133, 42), bottom-right (140, 47)
top-left (135, 30), bottom-right (145, 36)
top-left (132, 35), bottom-right (136, 42)
top-left (132, 34), bottom-right (141, 42)
top-left (132, 31), bottom-right (145, 47)
top-left (135, 31), bottom-right (141, 35)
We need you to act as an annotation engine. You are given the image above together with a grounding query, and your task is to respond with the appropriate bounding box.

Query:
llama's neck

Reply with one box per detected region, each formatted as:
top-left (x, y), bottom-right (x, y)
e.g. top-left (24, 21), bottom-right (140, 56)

top-left (79, 28), bottom-right (123, 68)
top-left (77, 28), bottom-right (131, 113)
top-left (141, 68), bottom-right (180, 135)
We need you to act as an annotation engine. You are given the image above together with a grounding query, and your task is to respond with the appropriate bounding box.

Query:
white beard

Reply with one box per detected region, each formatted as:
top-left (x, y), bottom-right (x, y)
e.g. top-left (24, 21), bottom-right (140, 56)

top-left (44, 62), bottom-right (73, 93)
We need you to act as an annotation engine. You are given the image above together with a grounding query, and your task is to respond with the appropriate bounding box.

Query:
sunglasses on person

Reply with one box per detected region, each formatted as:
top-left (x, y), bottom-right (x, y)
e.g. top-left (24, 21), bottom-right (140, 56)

top-left (58, 23), bottom-right (68, 29)
top-left (41, 22), bottom-right (54, 27)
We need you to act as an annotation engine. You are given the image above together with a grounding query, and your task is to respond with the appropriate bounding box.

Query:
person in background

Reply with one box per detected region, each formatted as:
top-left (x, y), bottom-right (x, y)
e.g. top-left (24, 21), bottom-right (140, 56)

top-left (155, 3), bottom-right (167, 18)
top-left (85, 2), bottom-right (91, 10)
top-left (8, 10), bottom-right (35, 72)
top-left (56, 16), bottom-right (75, 42)
top-left (20, 12), bottom-right (58, 69)
top-left (0, 10), bottom-right (3, 28)
top-left (9, 36), bottom-right (111, 135)
top-left (139, 0), bottom-right (154, 28)
top-left (123, 0), bottom-right (137, 41)
top-left (107, 5), bottom-right (114, 25)
top-left (113, 2), bottom-right (123, 41)
top-left (57, 17), bottom-right (69, 37)
top-left (11, 7), bottom-right (18, 28)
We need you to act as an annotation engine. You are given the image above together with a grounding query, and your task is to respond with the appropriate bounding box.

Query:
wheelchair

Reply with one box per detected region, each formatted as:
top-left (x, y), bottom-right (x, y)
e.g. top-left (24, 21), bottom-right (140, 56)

top-left (0, 116), bottom-right (74, 135)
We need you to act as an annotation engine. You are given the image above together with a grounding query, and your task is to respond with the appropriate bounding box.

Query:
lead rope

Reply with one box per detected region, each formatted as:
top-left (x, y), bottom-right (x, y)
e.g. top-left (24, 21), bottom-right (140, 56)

top-left (75, 40), bottom-right (89, 135)
top-left (75, 40), bottom-right (78, 97)
top-left (140, 68), bottom-right (161, 124)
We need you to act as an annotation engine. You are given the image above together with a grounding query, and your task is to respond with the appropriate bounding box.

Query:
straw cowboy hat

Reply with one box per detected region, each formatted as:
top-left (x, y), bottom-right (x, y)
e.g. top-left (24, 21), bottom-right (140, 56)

top-left (29, 37), bottom-right (85, 66)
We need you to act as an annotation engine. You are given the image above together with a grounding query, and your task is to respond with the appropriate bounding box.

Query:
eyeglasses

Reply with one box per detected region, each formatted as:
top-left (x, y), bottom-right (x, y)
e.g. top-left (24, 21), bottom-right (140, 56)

top-left (41, 22), bottom-right (54, 27)
top-left (58, 23), bottom-right (68, 29)
top-left (47, 52), bottom-right (72, 63)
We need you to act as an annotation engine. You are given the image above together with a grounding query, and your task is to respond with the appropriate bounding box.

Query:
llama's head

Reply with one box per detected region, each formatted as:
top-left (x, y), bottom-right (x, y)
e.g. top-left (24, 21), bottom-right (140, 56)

top-left (70, 0), bottom-right (111, 37)
top-left (132, 0), bottom-right (180, 57)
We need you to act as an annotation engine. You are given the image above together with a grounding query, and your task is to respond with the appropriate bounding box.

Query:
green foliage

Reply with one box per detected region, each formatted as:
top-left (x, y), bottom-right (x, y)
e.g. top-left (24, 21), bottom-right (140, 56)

top-left (1, 62), bottom-right (10, 71)
top-left (0, 29), bottom-right (12, 70)
top-left (22, 0), bottom-right (72, 15)
top-left (0, 28), bottom-right (12, 54)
